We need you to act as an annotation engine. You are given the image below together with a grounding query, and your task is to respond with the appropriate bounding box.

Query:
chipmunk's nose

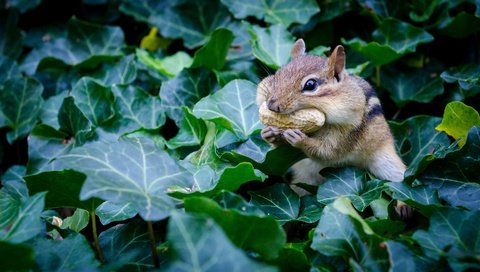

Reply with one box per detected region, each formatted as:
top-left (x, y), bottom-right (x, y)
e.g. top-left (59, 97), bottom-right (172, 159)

top-left (267, 97), bottom-right (281, 113)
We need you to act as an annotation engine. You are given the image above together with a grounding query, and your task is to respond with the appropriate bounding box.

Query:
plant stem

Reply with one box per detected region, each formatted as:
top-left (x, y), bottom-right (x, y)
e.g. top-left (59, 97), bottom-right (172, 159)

top-left (375, 65), bottom-right (381, 88)
top-left (147, 221), bottom-right (160, 268)
top-left (91, 211), bottom-right (105, 263)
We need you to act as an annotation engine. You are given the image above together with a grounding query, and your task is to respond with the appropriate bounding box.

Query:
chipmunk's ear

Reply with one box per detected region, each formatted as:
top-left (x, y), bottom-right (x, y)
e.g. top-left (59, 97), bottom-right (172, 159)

top-left (327, 45), bottom-right (346, 81)
top-left (291, 39), bottom-right (306, 59)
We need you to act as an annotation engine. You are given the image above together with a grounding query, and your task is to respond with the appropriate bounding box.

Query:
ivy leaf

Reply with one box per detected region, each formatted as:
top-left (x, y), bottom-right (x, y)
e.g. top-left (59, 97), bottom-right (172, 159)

top-left (71, 77), bottom-right (115, 127)
top-left (381, 67), bottom-right (444, 106)
top-left (99, 220), bottom-right (153, 271)
top-left (387, 182), bottom-right (440, 207)
top-left (1, 165), bottom-right (28, 199)
top-left (167, 108), bottom-right (207, 149)
top-left (25, 170), bottom-right (103, 210)
top-left (437, 11), bottom-right (480, 39)
top-left (317, 167), bottom-right (386, 211)
top-left (184, 196), bottom-right (286, 260)
top-left (167, 212), bottom-right (275, 271)
top-left (193, 79), bottom-right (261, 140)
top-left (0, 77), bottom-right (44, 144)
top-left (60, 208), bottom-right (89, 233)
top-left (409, 0), bottom-right (439, 22)
top-left (96, 201), bottom-right (137, 225)
top-left (21, 17), bottom-right (125, 74)
top-left (58, 137), bottom-right (194, 221)
top-left (249, 183), bottom-right (300, 224)
top-left (58, 96), bottom-right (92, 140)
top-left (191, 28), bottom-right (234, 71)
top-left (420, 127), bottom-right (480, 210)
top-left (0, 192), bottom-right (46, 243)
top-left (412, 207), bottom-right (480, 271)
top-left (311, 197), bottom-right (389, 271)
top-left (89, 54), bottom-right (137, 86)
top-left (0, 55), bottom-right (21, 83)
top-left (31, 233), bottom-right (100, 271)
top-left (212, 191), bottom-right (265, 216)
top-left (225, 21), bottom-right (252, 61)
top-left (441, 64), bottom-right (480, 90)
top-left (136, 49), bottom-right (192, 78)
top-left (0, 241), bottom-right (35, 271)
top-left (0, 11), bottom-right (24, 59)
top-left (386, 241), bottom-right (436, 272)
top-left (344, 18), bottom-right (433, 66)
top-left (247, 24), bottom-right (295, 69)
top-left (390, 116), bottom-right (451, 178)
top-left (435, 101), bottom-right (480, 146)
top-left (120, 0), bottom-right (231, 49)
top-left (110, 85), bottom-right (165, 133)
top-left (3, 0), bottom-right (42, 13)
top-left (160, 68), bottom-right (215, 125)
top-left (221, 0), bottom-right (320, 26)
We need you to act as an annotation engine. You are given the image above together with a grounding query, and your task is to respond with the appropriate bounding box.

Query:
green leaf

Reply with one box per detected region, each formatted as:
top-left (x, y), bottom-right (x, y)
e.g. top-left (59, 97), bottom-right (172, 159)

top-left (225, 21), bottom-right (253, 61)
top-left (184, 196), bottom-right (286, 260)
top-left (99, 220), bottom-right (153, 271)
top-left (317, 167), bottom-right (386, 211)
top-left (0, 55), bottom-right (21, 83)
top-left (247, 24), bottom-right (295, 69)
top-left (386, 241), bottom-right (435, 272)
top-left (270, 246), bottom-right (310, 272)
top-left (32, 233), bottom-right (100, 271)
top-left (409, 0), bottom-right (439, 22)
top-left (71, 77), bottom-right (115, 126)
top-left (387, 182), bottom-right (440, 207)
top-left (39, 92), bottom-right (67, 130)
top-left (0, 241), bottom-right (35, 271)
top-left (193, 79), bottom-right (262, 140)
top-left (110, 85), bottom-right (165, 133)
top-left (297, 195), bottom-right (323, 223)
top-left (90, 54), bottom-right (137, 86)
top-left (160, 68), bottom-right (215, 125)
top-left (0, 192), bottom-right (46, 243)
top-left (212, 191), bottom-right (265, 216)
top-left (1, 165), bottom-right (28, 199)
top-left (61, 208), bottom-right (89, 232)
top-left (441, 64), bottom-right (480, 90)
top-left (96, 201), bottom-right (137, 225)
top-left (420, 126), bottom-right (480, 210)
top-left (249, 183), bottom-right (300, 223)
top-left (436, 101), bottom-right (480, 146)
top-left (311, 197), bottom-right (389, 271)
top-left (437, 11), bottom-right (480, 39)
top-left (191, 28), bottom-right (234, 71)
top-left (344, 18), bottom-right (433, 66)
top-left (58, 96), bottom-right (92, 138)
top-left (136, 49), bottom-right (192, 78)
top-left (58, 137), bottom-right (194, 221)
top-left (0, 77), bottom-right (44, 144)
top-left (3, 0), bottom-right (42, 13)
top-left (412, 207), bottom-right (480, 270)
top-left (381, 67), bottom-right (444, 106)
top-left (167, 211), bottom-right (275, 271)
top-left (0, 11), bottom-right (24, 59)
top-left (21, 17), bottom-right (125, 74)
top-left (120, 0), bottom-right (231, 49)
top-left (167, 108), bottom-right (207, 149)
top-left (221, 0), bottom-right (320, 26)
top-left (25, 170), bottom-right (103, 210)
top-left (390, 116), bottom-right (451, 178)
top-left (215, 60), bottom-right (259, 87)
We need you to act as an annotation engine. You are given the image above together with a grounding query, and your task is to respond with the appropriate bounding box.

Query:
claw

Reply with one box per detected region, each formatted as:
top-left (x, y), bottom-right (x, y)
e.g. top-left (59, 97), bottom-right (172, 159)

top-left (283, 129), bottom-right (307, 147)
top-left (395, 201), bottom-right (413, 220)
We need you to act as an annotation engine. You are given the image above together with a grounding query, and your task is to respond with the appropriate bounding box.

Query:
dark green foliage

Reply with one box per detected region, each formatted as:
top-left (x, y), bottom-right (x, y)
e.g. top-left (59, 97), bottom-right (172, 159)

top-left (0, 0), bottom-right (479, 270)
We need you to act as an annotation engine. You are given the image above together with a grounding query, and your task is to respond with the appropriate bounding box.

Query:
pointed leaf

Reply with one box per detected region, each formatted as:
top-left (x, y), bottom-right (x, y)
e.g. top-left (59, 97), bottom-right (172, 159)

top-left (191, 28), bottom-right (234, 71)
top-left (387, 182), bottom-right (440, 206)
top-left (160, 68), bottom-right (215, 125)
top-left (1, 165), bottom-right (28, 199)
top-left (71, 77), bottom-right (115, 126)
top-left (441, 64), bottom-right (480, 90)
top-left (90, 54), bottom-right (137, 86)
top-left (136, 49), bottom-right (192, 78)
top-left (247, 24), bottom-right (295, 69)
top-left (435, 101), bottom-right (480, 146)
top-left (185, 197), bottom-right (286, 260)
top-left (212, 191), bottom-right (265, 216)
top-left (221, 0), bottom-right (320, 26)
top-left (61, 208), bottom-right (89, 232)
top-left (249, 183), bottom-right (300, 223)
top-left (167, 212), bottom-right (275, 271)
top-left (0, 55), bottom-right (21, 83)
top-left (167, 108), bottom-right (208, 149)
top-left (0, 11), bottom-right (24, 59)
top-left (58, 137), bottom-right (194, 221)
top-left (96, 201), bottom-right (137, 225)
top-left (0, 241), bottom-right (35, 271)
top-left (386, 241), bottom-right (436, 272)
top-left (193, 79), bottom-right (261, 140)
top-left (25, 170), bottom-right (103, 210)
top-left (0, 77), bottom-right (44, 143)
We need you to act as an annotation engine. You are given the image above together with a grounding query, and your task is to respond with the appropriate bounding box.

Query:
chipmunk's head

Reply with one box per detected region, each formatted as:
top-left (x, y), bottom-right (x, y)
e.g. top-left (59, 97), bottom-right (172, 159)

top-left (257, 39), bottom-right (366, 126)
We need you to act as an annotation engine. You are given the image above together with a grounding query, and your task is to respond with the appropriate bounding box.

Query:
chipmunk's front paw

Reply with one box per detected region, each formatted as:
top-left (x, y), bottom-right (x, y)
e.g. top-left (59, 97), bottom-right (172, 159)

top-left (283, 129), bottom-right (307, 148)
top-left (396, 200), bottom-right (413, 220)
top-left (261, 126), bottom-right (284, 145)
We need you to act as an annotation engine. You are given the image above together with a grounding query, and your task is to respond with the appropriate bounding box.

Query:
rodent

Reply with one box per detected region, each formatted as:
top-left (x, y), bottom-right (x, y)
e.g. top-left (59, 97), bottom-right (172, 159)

top-left (256, 39), bottom-right (412, 219)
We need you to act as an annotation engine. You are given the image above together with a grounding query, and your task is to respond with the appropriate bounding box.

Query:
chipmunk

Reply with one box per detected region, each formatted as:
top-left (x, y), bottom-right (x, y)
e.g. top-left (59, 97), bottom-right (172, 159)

top-left (257, 39), bottom-right (412, 219)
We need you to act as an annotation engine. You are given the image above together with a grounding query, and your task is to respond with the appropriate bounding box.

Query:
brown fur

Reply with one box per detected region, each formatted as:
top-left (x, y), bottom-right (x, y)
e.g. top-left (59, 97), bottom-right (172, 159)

top-left (257, 39), bottom-right (411, 219)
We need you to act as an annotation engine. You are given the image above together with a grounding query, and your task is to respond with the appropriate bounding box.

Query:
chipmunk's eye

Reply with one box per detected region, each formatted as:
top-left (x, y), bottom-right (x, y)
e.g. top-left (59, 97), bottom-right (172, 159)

top-left (302, 79), bottom-right (318, 91)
